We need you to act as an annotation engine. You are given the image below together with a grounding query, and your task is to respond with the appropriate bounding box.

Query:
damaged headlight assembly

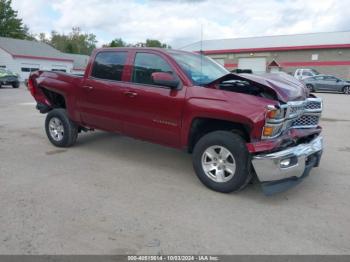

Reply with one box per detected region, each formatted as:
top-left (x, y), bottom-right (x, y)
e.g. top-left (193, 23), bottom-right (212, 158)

top-left (262, 104), bottom-right (286, 139)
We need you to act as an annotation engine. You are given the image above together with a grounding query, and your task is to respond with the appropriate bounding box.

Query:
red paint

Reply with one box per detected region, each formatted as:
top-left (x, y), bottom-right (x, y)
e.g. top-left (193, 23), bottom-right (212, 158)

top-left (201, 44), bottom-right (350, 55)
top-left (268, 60), bottom-right (281, 67)
top-left (13, 54), bottom-right (73, 62)
top-left (28, 47), bottom-right (320, 153)
top-left (224, 63), bottom-right (238, 67)
top-left (280, 60), bottom-right (350, 67)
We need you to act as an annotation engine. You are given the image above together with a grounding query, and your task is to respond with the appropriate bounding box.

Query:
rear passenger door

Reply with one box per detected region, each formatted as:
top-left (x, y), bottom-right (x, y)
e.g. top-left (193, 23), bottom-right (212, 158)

top-left (121, 51), bottom-right (186, 147)
top-left (78, 51), bottom-right (129, 132)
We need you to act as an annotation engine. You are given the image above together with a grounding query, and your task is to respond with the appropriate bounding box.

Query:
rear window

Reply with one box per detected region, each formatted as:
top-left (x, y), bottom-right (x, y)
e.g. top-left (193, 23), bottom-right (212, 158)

top-left (91, 51), bottom-right (127, 81)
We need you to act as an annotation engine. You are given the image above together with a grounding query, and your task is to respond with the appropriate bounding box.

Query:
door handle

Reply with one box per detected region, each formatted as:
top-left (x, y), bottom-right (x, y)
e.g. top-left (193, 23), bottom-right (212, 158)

top-left (82, 85), bottom-right (94, 91)
top-left (124, 91), bottom-right (138, 98)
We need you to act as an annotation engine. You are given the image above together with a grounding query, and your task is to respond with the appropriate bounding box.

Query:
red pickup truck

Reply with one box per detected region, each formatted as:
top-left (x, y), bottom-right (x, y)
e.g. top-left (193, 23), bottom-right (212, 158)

top-left (28, 48), bottom-right (323, 195)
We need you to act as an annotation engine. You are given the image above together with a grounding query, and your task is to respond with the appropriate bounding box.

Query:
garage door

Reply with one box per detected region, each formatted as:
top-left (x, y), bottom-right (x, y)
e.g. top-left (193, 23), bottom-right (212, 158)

top-left (238, 58), bottom-right (266, 73)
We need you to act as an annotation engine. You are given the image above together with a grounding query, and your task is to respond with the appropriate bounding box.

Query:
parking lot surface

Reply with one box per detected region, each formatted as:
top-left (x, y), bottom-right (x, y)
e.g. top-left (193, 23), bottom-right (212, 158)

top-left (0, 85), bottom-right (350, 254)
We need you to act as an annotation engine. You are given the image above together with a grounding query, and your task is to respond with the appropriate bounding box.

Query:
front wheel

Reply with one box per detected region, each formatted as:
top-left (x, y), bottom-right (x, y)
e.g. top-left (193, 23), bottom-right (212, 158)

top-left (45, 109), bottom-right (78, 147)
top-left (12, 82), bottom-right (19, 88)
top-left (343, 86), bottom-right (350, 94)
top-left (192, 131), bottom-right (252, 193)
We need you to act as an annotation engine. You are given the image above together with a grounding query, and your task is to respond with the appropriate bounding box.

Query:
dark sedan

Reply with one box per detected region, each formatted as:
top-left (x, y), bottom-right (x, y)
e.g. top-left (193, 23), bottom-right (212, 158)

top-left (303, 75), bottom-right (350, 94)
top-left (0, 69), bottom-right (19, 88)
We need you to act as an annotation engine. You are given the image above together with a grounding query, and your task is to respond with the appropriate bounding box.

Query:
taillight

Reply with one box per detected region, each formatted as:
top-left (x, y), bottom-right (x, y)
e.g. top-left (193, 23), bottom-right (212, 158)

top-left (27, 78), bottom-right (35, 96)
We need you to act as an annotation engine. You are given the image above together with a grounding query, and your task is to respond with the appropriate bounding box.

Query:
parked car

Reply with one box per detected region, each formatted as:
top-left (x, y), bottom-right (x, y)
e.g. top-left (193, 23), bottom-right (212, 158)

top-left (27, 48), bottom-right (324, 195)
top-left (294, 68), bottom-right (320, 80)
top-left (0, 68), bottom-right (19, 88)
top-left (303, 75), bottom-right (350, 94)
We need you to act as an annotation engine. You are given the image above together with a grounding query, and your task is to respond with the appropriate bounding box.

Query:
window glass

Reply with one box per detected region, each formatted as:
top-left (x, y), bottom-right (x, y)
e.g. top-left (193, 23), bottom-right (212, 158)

top-left (169, 51), bottom-right (228, 86)
top-left (91, 51), bottom-right (127, 81)
top-left (325, 76), bottom-right (337, 81)
top-left (132, 53), bottom-right (173, 85)
top-left (21, 67), bottom-right (39, 72)
top-left (302, 71), bottom-right (313, 76)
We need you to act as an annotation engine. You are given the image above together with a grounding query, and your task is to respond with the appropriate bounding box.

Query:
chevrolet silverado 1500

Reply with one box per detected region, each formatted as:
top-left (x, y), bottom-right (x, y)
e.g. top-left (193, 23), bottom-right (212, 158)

top-left (28, 48), bottom-right (323, 195)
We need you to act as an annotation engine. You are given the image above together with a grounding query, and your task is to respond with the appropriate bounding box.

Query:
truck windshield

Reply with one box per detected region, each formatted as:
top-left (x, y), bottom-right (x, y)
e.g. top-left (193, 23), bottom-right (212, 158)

top-left (169, 51), bottom-right (229, 86)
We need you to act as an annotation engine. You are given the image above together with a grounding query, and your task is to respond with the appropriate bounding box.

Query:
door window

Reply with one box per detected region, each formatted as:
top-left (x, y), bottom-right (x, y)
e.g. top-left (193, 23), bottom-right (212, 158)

top-left (325, 76), bottom-right (337, 81)
top-left (302, 71), bottom-right (313, 76)
top-left (315, 76), bottom-right (324, 80)
top-left (132, 53), bottom-right (173, 85)
top-left (91, 51), bottom-right (127, 81)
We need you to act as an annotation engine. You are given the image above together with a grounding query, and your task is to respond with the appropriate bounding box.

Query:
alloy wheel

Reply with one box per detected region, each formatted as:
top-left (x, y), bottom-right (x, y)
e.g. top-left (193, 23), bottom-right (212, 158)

top-left (201, 145), bottom-right (236, 183)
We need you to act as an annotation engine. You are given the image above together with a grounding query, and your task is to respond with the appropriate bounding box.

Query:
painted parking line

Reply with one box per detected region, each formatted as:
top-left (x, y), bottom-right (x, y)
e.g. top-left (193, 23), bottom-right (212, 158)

top-left (18, 102), bottom-right (36, 106)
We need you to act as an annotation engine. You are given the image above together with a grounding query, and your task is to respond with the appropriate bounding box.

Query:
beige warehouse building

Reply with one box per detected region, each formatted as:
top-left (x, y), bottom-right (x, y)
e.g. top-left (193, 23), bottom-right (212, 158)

top-left (181, 31), bottom-right (350, 79)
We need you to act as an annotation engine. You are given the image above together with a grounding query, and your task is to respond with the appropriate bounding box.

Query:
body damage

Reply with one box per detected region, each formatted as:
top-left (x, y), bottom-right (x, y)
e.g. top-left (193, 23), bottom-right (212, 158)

top-left (27, 48), bottom-right (324, 195)
top-left (206, 72), bottom-right (309, 102)
top-left (181, 85), bottom-right (276, 147)
top-left (29, 48), bottom-right (318, 155)
top-left (30, 71), bottom-right (83, 122)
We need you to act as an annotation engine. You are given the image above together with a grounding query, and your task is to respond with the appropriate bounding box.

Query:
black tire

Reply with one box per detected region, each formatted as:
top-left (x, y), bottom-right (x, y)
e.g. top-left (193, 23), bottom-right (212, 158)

top-left (343, 86), bottom-right (350, 94)
top-left (12, 82), bottom-right (19, 88)
top-left (306, 84), bottom-right (314, 92)
top-left (192, 131), bottom-right (252, 193)
top-left (45, 109), bottom-right (78, 147)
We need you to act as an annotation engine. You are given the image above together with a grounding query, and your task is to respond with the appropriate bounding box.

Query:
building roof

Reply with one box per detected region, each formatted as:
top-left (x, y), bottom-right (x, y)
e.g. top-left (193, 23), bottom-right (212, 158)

top-left (0, 37), bottom-right (73, 62)
top-left (64, 53), bottom-right (90, 70)
top-left (180, 31), bottom-right (350, 54)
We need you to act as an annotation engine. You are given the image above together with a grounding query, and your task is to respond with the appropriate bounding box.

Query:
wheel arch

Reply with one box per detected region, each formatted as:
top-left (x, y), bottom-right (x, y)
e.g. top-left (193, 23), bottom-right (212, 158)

top-left (40, 86), bottom-right (67, 109)
top-left (187, 117), bottom-right (251, 153)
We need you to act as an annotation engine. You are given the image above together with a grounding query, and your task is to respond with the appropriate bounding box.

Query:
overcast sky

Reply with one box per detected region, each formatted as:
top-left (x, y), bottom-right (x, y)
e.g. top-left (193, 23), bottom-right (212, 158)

top-left (11, 0), bottom-right (350, 48)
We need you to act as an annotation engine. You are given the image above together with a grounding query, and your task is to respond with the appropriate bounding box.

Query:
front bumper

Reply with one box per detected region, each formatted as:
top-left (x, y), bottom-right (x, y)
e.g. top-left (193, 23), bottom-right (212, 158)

top-left (0, 77), bottom-right (19, 85)
top-left (252, 136), bottom-right (323, 195)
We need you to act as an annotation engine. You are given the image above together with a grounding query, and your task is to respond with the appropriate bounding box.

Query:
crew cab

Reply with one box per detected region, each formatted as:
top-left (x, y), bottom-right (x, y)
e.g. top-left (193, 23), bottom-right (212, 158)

top-left (28, 48), bottom-right (324, 195)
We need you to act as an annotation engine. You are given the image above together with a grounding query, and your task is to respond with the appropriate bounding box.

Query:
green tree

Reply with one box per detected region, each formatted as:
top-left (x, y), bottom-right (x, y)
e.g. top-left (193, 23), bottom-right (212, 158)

top-left (0, 0), bottom-right (32, 39)
top-left (145, 39), bottom-right (171, 48)
top-left (108, 38), bottom-right (126, 47)
top-left (48, 27), bottom-right (97, 55)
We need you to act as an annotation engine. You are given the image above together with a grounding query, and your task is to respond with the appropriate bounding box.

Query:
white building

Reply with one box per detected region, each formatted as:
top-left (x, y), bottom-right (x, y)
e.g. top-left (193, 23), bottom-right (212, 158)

top-left (0, 37), bottom-right (89, 81)
top-left (64, 53), bottom-right (90, 75)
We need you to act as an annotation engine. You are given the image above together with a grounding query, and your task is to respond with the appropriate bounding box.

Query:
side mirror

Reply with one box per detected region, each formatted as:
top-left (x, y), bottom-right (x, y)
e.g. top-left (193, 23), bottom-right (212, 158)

top-left (151, 72), bottom-right (179, 89)
top-left (336, 79), bottom-right (341, 82)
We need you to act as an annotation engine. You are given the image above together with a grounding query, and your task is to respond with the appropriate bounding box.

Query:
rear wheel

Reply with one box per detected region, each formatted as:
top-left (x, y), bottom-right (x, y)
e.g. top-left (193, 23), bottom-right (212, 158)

top-left (12, 82), bottom-right (19, 88)
top-left (45, 109), bottom-right (78, 147)
top-left (192, 131), bottom-right (252, 193)
top-left (343, 86), bottom-right (350, 94)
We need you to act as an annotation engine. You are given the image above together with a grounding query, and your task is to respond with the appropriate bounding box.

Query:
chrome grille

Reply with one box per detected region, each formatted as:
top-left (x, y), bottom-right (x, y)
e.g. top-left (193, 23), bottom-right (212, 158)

top-left (305, 101), bottom-right (321, 110)
top-left (287, 98), bottom-right (322, 129)
top-left (292, 115), bottom-right (319, 128)
top-left (289, 105), bottom-right (304, 117)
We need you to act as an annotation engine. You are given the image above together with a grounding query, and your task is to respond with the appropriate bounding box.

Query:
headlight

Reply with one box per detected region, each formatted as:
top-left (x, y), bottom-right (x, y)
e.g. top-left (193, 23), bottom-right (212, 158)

top-left (262, 105), bottom-right (286, 139)
top-left (265, 105), bottom-right (285, 121)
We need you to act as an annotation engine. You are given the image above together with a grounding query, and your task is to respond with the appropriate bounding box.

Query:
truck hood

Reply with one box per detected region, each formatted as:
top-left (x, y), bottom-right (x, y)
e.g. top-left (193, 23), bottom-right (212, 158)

top-left (207, 73), bottom-right (308, 103)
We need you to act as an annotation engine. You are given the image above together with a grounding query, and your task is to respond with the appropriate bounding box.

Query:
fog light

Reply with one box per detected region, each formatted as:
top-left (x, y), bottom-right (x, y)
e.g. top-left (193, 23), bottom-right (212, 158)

top-left (280, 158), bottom-right (291, 168)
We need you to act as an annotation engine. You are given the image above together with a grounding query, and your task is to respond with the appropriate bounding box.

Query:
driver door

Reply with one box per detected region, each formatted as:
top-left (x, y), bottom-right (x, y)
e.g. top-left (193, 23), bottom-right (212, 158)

top-left (121, 51), bottom-right (186, 147)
